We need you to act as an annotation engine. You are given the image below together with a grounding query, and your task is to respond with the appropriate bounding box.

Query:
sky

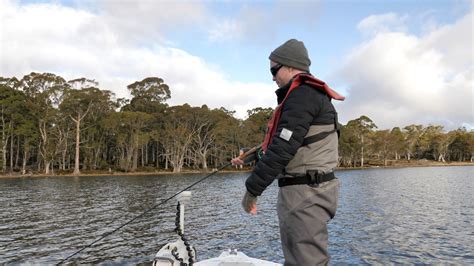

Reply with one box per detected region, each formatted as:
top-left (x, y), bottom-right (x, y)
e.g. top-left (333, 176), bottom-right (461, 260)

top-left (0, 0), bottom-right (473, 130)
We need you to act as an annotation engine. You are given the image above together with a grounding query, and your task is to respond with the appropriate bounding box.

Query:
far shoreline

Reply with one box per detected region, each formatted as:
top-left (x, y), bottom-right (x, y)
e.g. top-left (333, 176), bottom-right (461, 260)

top-left (1, 161), bottom-right (472, 179)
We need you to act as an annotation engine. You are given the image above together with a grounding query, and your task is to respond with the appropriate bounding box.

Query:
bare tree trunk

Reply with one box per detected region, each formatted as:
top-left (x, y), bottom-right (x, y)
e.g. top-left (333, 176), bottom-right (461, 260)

top-left (73, 114), bottom-right (81, 175)
top-left (1, 113), bottom-right (8, 173)
top-left (141, 144), bottom-right (145, 167)
top-left (61, 135), bottom-right (68, 171)
top-left (132, 135), bottom-right (138, 172)
top-left (93, 147), bottom-right (100, 170)
top-left (145, 144), bottom-right (148, 166)
top-left (37, 147), bottom-right (42, 172)
top-left (39, 121), bottom-right (51, 175)
top-left (126, 144), bottom-right (134, 172)
top-left (22, 148), bottom-right (28, 175)
top-left (152, 144), bottom-right (155, 166)
top-left (10, 130), bottom-right (14, 172)
top-left (15, 135), bottom-right (20, 169)
top-left (120, 148), bottom-right (126, 170)
top-left (45, 160), bottom-right (51, 175)
top-left (438, 154), bottom-right (446, 163)
top-left (155, 146), bottom-right (160, 168)
top-left (127, 150), bottom-right (134, 172)
top-left (2, 138), bottom-right (8, 173)
top-left (67, 153), bottom-right (71, 170)
top-left (202, 154), bottom-right (207, 169)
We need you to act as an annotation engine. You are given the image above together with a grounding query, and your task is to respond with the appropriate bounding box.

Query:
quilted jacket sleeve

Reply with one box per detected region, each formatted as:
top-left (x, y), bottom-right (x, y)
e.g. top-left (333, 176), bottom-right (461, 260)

top-left (245, 84), bottom-right (323, 196)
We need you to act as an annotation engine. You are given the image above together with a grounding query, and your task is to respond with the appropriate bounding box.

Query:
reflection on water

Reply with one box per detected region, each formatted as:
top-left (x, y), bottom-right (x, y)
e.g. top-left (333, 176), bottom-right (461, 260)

top-left (0, 166), bottom-right (473, 264)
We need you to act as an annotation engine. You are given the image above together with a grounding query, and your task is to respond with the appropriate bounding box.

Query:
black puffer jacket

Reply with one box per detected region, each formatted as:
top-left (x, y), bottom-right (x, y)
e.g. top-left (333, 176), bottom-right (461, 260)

top-left (245, 78), bottom-right (337, 196)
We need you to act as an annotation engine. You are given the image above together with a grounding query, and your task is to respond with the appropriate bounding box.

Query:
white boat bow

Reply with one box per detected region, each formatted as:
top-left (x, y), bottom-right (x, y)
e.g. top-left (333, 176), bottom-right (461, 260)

top-left (153, 191), bottom-right (281, 266)
top-left (195, 250), bottom-right (281, 266)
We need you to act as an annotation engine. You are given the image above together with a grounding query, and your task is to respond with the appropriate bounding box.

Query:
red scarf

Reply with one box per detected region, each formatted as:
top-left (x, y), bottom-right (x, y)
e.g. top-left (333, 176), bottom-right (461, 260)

top-left (261, 74), bottom-right (345, 152)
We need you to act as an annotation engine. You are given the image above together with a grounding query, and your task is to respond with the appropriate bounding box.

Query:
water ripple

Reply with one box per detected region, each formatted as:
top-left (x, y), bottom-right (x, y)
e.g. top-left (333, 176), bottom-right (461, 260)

top-left (0, 166), bottom-right (473, 264)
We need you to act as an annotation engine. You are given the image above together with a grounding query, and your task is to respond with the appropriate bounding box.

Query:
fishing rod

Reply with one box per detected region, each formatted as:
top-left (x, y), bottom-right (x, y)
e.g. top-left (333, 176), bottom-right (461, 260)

top-left (58, 145), bottom-right (260, 264)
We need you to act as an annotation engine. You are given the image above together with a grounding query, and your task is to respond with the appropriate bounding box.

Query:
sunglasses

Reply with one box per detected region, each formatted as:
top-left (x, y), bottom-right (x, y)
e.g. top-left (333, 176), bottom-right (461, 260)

top-left (270, 64), bottom-right (283, 77)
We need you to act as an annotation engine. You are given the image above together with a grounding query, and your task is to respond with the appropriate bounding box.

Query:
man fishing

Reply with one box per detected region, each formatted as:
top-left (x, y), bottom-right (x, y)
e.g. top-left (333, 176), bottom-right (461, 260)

top-left (232, 39), bottom-right (345, 265)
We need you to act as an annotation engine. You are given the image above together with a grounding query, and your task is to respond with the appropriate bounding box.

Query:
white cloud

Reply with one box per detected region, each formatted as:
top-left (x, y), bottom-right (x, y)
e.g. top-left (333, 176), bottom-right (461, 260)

top-left (0, 0), bottom-right (275, 119)
top-left (94, 1), bottom-right (208, 45)
top-left (357, 12), bottom-right (408, 35)
top-left (207, 1), bottom-right (322, 44)
top-left (208, 19), bottom-right (240, 42)
top-left (207, 5), bottom-right (272, 43)
top-left (335, 11), bottom-right (473, 130)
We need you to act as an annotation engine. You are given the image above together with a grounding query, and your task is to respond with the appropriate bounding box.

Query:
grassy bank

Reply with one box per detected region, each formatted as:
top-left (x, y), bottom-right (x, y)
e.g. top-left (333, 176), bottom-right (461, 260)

top-left (1, 160), bottom-right (473, 179)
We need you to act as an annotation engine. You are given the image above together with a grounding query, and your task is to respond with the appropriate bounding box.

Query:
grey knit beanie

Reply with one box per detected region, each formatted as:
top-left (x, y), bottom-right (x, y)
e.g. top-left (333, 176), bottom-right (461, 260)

top-left (269, 39), bottom-right (311, 72)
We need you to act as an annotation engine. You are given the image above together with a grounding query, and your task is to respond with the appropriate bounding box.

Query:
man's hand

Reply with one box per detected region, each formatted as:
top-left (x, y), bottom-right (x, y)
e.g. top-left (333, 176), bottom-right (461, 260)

top-left (242, 191), bottom-right (257, 215)
top-left (231, 145), bottom-right (262, 166)
top-left (231, 157), bottom-right (244, 166)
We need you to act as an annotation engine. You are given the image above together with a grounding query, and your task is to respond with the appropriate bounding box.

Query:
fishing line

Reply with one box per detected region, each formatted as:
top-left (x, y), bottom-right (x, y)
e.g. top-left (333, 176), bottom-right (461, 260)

top-left (58, 162), bottom-right (232, 264)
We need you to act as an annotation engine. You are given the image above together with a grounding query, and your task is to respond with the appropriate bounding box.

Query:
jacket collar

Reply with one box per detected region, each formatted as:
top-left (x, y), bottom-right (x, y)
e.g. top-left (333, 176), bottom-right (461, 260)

top-left (275, 73), bottom-right (309, 104)
top-left (275, 80), bottom-right (292, 104)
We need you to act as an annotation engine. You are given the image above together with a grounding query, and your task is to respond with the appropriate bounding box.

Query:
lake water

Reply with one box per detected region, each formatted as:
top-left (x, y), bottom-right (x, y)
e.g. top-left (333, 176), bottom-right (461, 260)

top-left (0, 166), bottom-right (473, 264)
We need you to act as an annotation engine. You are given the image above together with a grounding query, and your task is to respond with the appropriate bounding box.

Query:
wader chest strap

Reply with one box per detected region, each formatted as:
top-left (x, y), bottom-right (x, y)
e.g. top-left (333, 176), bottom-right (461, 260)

top-left (302, 112), bottom-right (340, 146)
top-left (302, 129), bottom-right (337, 146)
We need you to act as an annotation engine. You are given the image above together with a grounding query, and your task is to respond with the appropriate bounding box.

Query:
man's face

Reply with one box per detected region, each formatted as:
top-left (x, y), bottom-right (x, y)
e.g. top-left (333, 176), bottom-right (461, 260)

top-left (270, 61), bottom-right (291, 87)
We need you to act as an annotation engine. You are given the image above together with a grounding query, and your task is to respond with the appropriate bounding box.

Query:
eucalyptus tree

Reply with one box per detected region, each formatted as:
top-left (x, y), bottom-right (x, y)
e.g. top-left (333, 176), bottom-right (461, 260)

top-left (116, 111), bottom-right (153, 172)
top-left (60, 79), bottom-right (114, 174)
top-left (0, 86), bottom-right (11, 172)
top-left (403, 124), bottom-right (425, 161)
top-left (128, 77), bottom-right (171, 104)
top-left (10, 92), bottom-right (36, 172)
top-left (437, 131), bottom-right (456, 162)
top-left (0, 84), bottom-right (24, 172)
top-left (83, 95), bottom-right (119, 171)
top-left (121, 77), bottom-right (170, 171)
top-left (0, 77), bottom-right (27, 172)
top-left (210, 107), bottom-right (242, 166)
top-left (0, 77), bottom-right (20, 88)
top-left (0, 77), bottom-right (38, 174)
top-left (187, 105), bottom-right (213, 169)
top-left (19, 72), bottom-right (69, 174)
top-left (1, 78), bottom-right (37, 174)
top-left (14, 101), bottom-right (38, 174)
top-left (54, 111), bottom-right (73, 171)
top-left (242, 107), bottom-right (273, 148)
top-left (345, 115), bottom-right (377, 167)
top-left (59, 87), bottom-right (90, 174)
top-left (448, 128), bottom-right (472, 161)
top-left (338, 123), bottom-right (359, 167)
top-left (420, 125), bottom-right (454, 162)
top-left (100, 112), bottom-right (122, 169)
top-left (390, 127), bottom-right (405, 160)
top-left (160, 104), bottom-right (199, 173)
top-left (149, 121), bottom-right (165, 169)
top-left (371, 130), bottom-right (392, 166)
top-left (468, 131), bottom-right (474, 162)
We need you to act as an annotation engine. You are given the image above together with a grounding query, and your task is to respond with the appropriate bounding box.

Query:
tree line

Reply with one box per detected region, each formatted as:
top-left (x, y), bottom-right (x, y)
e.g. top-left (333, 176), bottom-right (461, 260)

top-left (1, 73), bottom-right (473, 175)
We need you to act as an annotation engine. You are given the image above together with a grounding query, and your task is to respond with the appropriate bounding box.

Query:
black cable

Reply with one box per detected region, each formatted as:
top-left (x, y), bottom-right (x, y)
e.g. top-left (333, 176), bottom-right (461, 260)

top-left (58, 162), bottom-right (232, 264)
